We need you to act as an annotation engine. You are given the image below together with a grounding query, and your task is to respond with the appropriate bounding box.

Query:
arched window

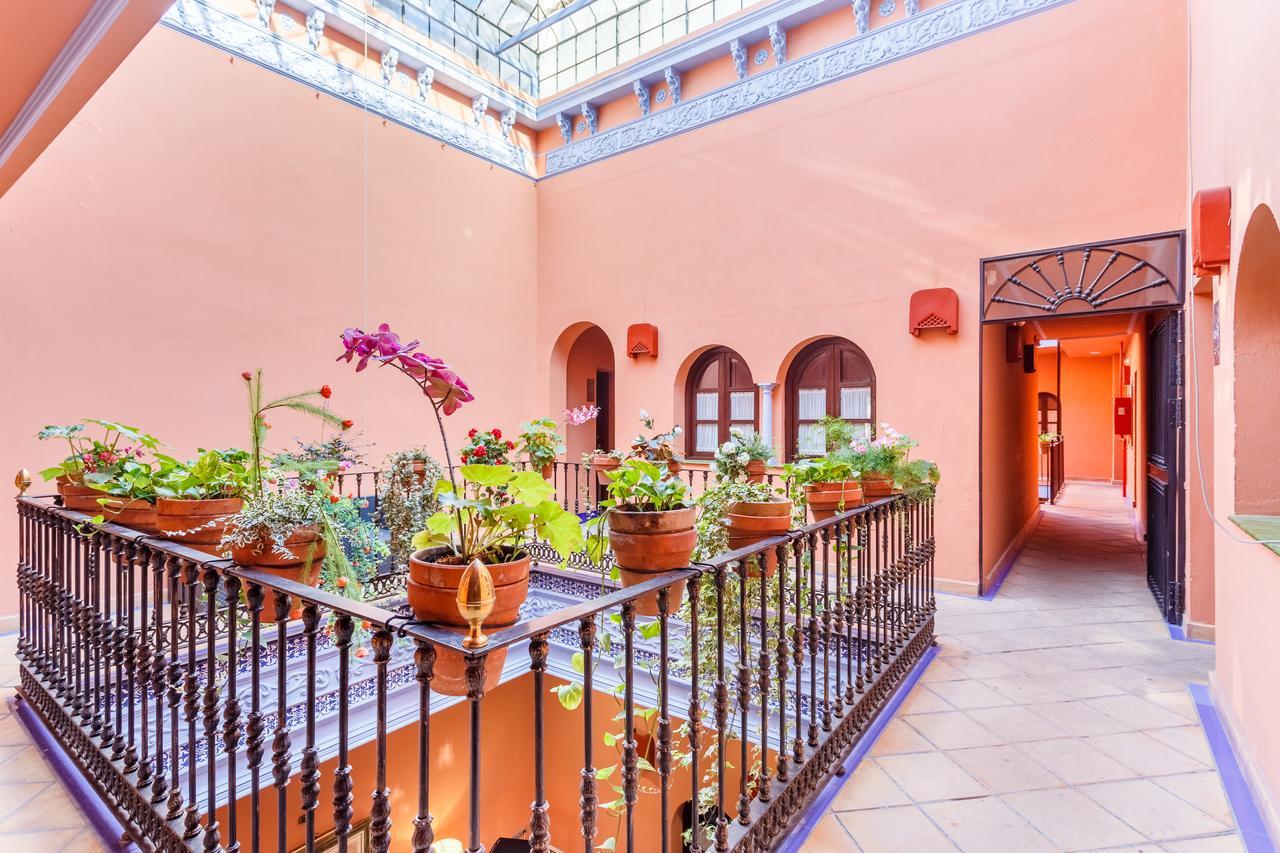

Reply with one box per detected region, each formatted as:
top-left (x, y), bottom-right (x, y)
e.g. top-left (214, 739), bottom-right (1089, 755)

top-left (785, 337), bottom-right (875, 459)
top-left (1038, 392), bottom-right (1061, 435)
top-left (686, 347), bottom-right (758, 457)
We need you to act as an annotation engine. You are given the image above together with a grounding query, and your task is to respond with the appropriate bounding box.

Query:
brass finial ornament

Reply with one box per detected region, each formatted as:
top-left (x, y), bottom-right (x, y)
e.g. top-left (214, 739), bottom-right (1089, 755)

top-left (15, 469), bottom-right (31, 496)
top-left (457, 558), bottom-right (495, 649)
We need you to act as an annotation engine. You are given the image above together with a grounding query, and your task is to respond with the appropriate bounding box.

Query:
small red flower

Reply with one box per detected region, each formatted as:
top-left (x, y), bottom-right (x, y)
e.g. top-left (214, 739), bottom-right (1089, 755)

top-left (336, 577), bottom-right (348, 589)
top-left (361, 620), bottom-right (371, 630)
top-left (505, 440), bottom-right (515, 450)
top-left (468, 428), bottom-right (478, 438)
top-left (354, 647), bottom-right (368, 659)
top-left (329, 494), bottom-right (340, 504)
top-left (472, 446), bottom-right (486, 458)
top-left (491, 428), bottom-right (502, 439)
top-left (261, 420), bottom-right (272, 430)
top-left (341, 419), bottom-right (354, 430)
top-left (320, 385), bottom-right (332, 399)
top-left (242, 371), bottom-right (252, 381)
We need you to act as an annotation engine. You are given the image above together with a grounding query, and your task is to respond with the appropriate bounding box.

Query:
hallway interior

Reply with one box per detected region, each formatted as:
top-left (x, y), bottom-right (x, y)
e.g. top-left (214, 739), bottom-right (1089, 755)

top-left (804, 483), bottom-right (1240, 851)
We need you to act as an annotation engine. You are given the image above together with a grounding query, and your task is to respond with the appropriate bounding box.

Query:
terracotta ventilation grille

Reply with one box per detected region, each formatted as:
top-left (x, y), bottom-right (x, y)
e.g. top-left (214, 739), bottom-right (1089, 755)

top-left (629, 343), bottom-right (651, 357)
top-left (916, 314), bottom-right (949, 328)
top-left (626, 323), bottom-right (659, 358)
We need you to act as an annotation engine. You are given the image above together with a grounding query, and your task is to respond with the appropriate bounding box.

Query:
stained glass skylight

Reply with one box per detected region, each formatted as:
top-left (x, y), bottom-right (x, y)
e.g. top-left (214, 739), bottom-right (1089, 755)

top-left (377, 0), bottom-right (754, 98)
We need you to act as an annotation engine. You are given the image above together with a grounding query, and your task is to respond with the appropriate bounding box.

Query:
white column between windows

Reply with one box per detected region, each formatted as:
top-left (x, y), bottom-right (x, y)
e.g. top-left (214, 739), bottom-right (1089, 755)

top-left (758, 382), bottom-right (778, 464)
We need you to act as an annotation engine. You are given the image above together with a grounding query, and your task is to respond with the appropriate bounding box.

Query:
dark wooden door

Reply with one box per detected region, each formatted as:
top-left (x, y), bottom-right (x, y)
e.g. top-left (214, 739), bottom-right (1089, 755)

top-left (594, 371), bottom-right (612, 452)
top-left (1146, 312), bottom-right (1185, 624)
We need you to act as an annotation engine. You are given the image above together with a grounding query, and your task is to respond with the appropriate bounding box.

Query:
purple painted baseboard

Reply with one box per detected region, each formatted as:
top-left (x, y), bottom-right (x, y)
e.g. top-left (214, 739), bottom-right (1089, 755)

top-left (8, 694), bottom-right (138, 851)
top-left (776, 643), bottom-right (940, 851)
top-left (1188, 683), bottom-right (1276, 853)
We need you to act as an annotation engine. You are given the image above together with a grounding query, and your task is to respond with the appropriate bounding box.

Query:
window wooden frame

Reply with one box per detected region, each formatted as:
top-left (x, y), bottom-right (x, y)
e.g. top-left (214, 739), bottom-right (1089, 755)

top-left (785, 338), bottom-right (876, 460)
top-left (1038, 391), bottom-right (1061, 435)
top-left (684, 347), bottom-right (759, 458)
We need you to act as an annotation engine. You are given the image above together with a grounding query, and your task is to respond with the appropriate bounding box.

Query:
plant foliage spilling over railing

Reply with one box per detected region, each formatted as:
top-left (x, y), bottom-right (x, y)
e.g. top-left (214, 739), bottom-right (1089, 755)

top-left (15, 487), bottom-right (935, 852)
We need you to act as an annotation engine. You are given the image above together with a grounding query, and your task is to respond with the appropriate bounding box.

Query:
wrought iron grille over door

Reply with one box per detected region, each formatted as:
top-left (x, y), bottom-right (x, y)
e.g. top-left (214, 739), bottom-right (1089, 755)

top-left (981, 232), bottom-right (1185, 324)
top-left (1146, 312), bottom-right (1185, 624)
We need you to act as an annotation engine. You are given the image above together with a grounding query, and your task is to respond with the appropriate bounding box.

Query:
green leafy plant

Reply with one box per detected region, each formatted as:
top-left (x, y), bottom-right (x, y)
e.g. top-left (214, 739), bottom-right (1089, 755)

top-left (37, 420), bottom-right (161, 485)
top-left (410, 464), bottom-right (584, 565)
top-left (627, 411), bottom-right (682, 465)
top-left (693, 480), bottom-right (777, 561)
top-left (242, 370), bottom-right (349, 498)
top-left (585, 458), bottom-right (692, 568)
top-left (156, 448), bottom-right (251, 500)
top-left (518, 417), bottom-right (565, 470)
top-left (376, 448), bottom-right (444, 566)
top-left (459, 427), bottom-right (514, 465)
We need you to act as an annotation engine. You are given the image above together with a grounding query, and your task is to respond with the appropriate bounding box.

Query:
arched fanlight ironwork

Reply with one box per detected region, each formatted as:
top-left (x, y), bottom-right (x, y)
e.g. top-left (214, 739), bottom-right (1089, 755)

top-left (981, 231), bottom-right (1184, 323)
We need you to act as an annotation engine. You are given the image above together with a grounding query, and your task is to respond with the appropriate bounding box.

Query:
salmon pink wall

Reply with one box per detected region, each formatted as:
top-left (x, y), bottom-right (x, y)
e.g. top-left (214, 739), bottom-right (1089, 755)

top-left (0, 25), bottom-right (539, 618)
top-left (1190, 0), bottom-right (1280, 833)
top-left (535, 0), bottom-right (1188, 593)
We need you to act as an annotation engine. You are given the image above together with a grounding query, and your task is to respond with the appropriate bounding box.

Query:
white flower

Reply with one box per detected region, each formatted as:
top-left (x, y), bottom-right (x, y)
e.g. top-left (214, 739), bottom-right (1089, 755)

top-left (638, 410), bottom-right (650, 421)
top-left (673, 425), bottom-right (683, 435)
top-left (736, 452), bottom-right (750, 465)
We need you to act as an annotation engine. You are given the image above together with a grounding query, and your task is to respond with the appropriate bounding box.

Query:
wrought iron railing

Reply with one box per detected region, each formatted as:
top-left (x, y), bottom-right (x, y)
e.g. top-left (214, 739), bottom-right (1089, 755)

top-left (1038, 438), bottom-right (1065, 504)
top-left (14, 487), bottom-right (934, 852)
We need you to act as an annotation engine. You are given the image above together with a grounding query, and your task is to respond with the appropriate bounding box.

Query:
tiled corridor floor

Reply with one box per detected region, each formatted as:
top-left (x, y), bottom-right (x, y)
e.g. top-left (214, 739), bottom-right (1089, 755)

top-left (804, 483), bottom-right (1240, 852)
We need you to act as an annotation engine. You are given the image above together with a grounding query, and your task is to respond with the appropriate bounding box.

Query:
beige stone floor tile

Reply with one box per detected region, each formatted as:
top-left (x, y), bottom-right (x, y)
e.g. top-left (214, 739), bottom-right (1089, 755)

top-left (946, 745), bottom-right (1064, 794)
top-left (923, 680), bottom-right (1014, 710)
top-left (1002, 787), bottom-right (1145, 849)
top-left (920, 796), bottom-right (1057, 853)
top-left (0, 829), bottom-right (87, 850)
top-left (836, 805), bottom-right (958, 852)
top-left (1080, 778), bottom-right (1230, 840)
top-left (1015, 737), bottom-right (1137, 785)
top-left (1146, 726), bottom-right (1215, 766)
top-left (1153, 772), bottom-right (1235, 826)
top-left (1084, 731), bottom-right (1210, 777)
top-left (0, 781), bottom-right (49, 823)
top-left (868, 719), bottom-right (934, 756)
top-left (795, 812), bottom-right (857, 851)
top-left (57, 831), bottom-right (113, 852)
top-left (1142, 689), bottom-right (1201, 722)
top-left (906, 711), bottom-right (1006, 750)
top-left (874, 752), bottom-right (988, 802)
top-left (0, 781), bottom-right (92, 832)
top-left (0, 713), bottom-right (35, 746)
top-left (965, 704), bottom-right (1067, 743)
top-left (1160, 834), bottom-right (1247, 852)
top-left (1021, 700), bottom-right (1135, 737)
top-left (898, 687), bottom-right (956, 715)
top-left (918, 659), bottom-right (967, 683)
top-left (0, 745), bottom-right (61, 784)
top-left (829, 760), bottom-right (912, 812)
top-left (1084, 693), bottom-right (1198, 730)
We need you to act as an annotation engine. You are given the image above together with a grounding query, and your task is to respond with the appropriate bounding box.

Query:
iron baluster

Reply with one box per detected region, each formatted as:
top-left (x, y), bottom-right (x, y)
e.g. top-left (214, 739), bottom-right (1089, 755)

top-left (412, 641), bottom-right (436, 853)
top-left (151, 552), bottom-right (168, 805)
top-left (183, 561), bottom-right (202, 839)
top-left (301, 604), bottom-right (322, 851)
top-left (271, 591), bottom-right (292, 853)
top-left (202, 568), bottom-right (224, 853)
top-left (736, 560), bottom-right (750, 826)
top-left (370, 629), bottom-right (394, 853)
top-left (578, 617), bottom-right (598, 852)
top-left (333, 614), bottom-right (355, 850)
top-left (245, 583), bottom-right (265, 853)
top-left (657, 587), bottom-right (672, 853)
top-left (529, 633), bottom-right (551, 853)
top-left (774, 540), bottom-right (789, 785)
top-left (464, 652), bottom-right (486, 853)
top-left (687, 575), bottom-right (702, 853)
top-left (166, 557), bottom-right (184, 822)
top-left (622, 602), bottom-right (639, 852)
top-left (223, 575), bottom-right (243, 853)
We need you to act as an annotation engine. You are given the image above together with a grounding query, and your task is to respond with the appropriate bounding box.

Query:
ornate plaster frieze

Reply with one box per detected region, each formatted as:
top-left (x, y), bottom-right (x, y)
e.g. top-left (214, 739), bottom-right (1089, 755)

top-left (545, 0), bottom-right (1075, 175)
top-left (161, 0), bottom-right (532, 175)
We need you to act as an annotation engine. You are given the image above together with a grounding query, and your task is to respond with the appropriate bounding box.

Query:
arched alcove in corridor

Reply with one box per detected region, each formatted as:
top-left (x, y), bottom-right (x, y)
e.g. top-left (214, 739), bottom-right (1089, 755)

top-left (550, 322), bottom-right (616, 460)
top-left (1234, 204), bottom-right (1280, 515)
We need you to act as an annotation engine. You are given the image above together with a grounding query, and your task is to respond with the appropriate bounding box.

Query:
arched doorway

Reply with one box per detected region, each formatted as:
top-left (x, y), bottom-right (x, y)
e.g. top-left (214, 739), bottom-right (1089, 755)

top-left (1234, 204), bottom-right (1280, 514)
top-left (551, 323), bottom-right (616, 461)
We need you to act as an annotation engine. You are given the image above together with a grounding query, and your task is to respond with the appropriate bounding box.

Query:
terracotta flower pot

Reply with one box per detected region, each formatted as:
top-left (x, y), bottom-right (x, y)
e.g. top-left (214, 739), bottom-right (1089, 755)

top-left (156, 497), bottom-right (243, 555)
top-left (804, 481), bottom-right (864, 521)
top-left (667, 460), bottom-right (683, 476)
top-left (592, 455), bottom-right (620, 485)
top-left (58, 478), bottom-right (111, 512)
top-left (540, 463), bottom-right (554, 480)
top-left (430, 638), bottom-right (508, 697)
top-left (745, 459), bottom-right (767, 483)
top-left (407, 550), bottom-right (531, 627)
top-left (609, 506), bottom-right (696, 616)
top-left (859, 473), bottom-right (896, 499)
top-left (411, 459), bottom-right (429, 484)
top-left (229, 526), bottom-right (327, 622)
top-left (725, 498), bottom-right (792, 577)
top-left (95, 495), bottom-right (158, 532)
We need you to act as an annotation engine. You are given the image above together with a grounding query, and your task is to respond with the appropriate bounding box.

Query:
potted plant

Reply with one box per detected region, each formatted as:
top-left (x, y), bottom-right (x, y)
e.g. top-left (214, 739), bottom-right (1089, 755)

top-left (376, 448), bottom-right (443, 565)
top-left (785, 455), bottom-right (862, 522)
top-left (518, 417), bottom-right (566, 479)
top-left (37, 420), bottom-right (163, 526)
top-left (587, 448), bottom-right (625, 485)
top-left (460, 427), bottom-right (514, 466)
top-left (220, 370), bottom-right (351, 598)
top-left (407, 463), bottom-right (583, 625)
top-left (588, 458), bottom-right (695, 615)
top-left (846, 422), bottom-right (918, 498)
top-left (627, 411), bottom-right (684, 474)
top-left (713, 427), bottom-right (773, 484)
top-left (155, 448), bottom-right (251, 554)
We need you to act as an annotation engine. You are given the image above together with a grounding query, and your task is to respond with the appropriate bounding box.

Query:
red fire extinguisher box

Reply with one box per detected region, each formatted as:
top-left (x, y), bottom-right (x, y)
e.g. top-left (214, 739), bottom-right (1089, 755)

top-left (1115, 396), bottom-right (1133, 436)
